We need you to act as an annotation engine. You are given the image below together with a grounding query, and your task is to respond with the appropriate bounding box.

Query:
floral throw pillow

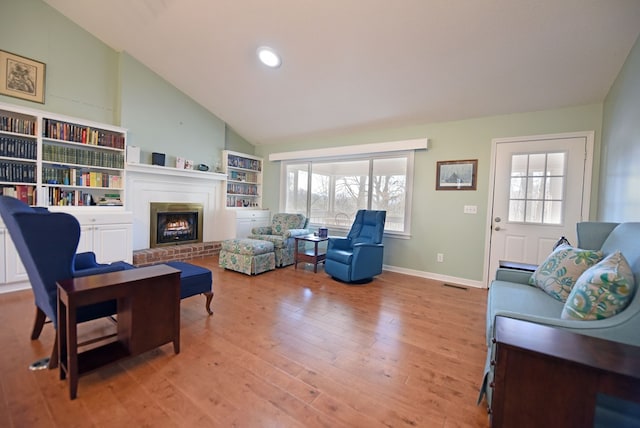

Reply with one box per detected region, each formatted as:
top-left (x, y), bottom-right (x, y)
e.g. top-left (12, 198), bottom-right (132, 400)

top-left (561, 251), bottom-right (636, 320)
top-left (529, 244), bottom-right (603, 302)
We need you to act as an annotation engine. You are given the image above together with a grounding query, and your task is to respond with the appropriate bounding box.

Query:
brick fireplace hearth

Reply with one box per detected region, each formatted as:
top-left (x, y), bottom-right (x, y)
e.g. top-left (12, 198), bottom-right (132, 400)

top-left (133, 241), bottom-right (221, 266)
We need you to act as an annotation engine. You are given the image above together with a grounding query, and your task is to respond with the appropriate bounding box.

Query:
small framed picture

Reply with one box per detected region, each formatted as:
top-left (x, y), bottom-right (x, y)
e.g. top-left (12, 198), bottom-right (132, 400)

top-left (0, 50), bottom-right (46, 104)
top-left (436, 159), bottom-right (478, 190)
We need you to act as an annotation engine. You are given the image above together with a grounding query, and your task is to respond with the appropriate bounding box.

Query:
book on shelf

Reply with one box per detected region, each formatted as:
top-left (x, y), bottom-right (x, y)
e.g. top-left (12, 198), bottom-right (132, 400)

top-left (96, 193), bottom-right (122, 206)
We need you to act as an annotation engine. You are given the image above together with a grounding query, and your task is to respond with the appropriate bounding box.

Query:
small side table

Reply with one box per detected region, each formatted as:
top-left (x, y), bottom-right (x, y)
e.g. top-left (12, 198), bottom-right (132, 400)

top-left (294, 234), bottom-right (329, 273)
top-left (57, 264), bottom-right (181, 399)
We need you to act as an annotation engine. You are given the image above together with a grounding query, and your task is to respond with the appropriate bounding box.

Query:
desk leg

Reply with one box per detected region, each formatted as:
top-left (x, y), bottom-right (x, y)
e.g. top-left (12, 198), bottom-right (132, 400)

top-left (57, 300), bottom-right (67, 381)
top-left (66, 303), bottom-right (78, 399)
top-left (313, 242), bottom-right (319, 273)
top-left (294, 239), bottom-right (299, 270)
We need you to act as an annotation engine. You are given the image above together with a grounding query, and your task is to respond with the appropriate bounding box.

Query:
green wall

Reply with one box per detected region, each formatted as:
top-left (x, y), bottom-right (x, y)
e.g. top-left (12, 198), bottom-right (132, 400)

top-left (600, 35), bottom-right (640, 222)
top-left (0, 0), bottom-right (227, 170)
top-left (225, 125), bottom-right (255, 156)
top-left (256, 104), bottom-right (603, 282)
top-left (0, 0), bottom-right (118, 123)
top-left (119, 53), bottom-right (225, 168)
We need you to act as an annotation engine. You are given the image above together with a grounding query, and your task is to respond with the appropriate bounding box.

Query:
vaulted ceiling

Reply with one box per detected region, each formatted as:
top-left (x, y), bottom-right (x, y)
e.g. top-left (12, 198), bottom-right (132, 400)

top-left (43, 0), bottom-right (640, 145)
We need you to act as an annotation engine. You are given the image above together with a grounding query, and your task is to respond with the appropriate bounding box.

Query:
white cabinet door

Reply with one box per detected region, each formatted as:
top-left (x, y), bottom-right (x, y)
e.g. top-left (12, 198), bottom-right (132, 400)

top-left (5, 236), bottom-right (28, 283)
top-left (92, 223), bottom-right (133, 264)
top-left (236, 210), bottom-right (270, 238)
top-left (78, 224), bottom-right (95, 254)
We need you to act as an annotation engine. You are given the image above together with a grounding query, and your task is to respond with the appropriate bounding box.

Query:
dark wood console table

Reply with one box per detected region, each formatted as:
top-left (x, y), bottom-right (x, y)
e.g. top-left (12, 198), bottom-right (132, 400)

top-left (491, 316), bottom-right (640, 427)
top-left (57, 265), bottom-right (181, 399)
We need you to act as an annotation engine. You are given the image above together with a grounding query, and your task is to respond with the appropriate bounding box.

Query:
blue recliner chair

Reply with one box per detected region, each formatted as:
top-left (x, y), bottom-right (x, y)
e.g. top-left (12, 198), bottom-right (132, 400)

top-left (325, 210), bottom-right (386, 283)
top-left (0, 196), bottom-right (134, 369)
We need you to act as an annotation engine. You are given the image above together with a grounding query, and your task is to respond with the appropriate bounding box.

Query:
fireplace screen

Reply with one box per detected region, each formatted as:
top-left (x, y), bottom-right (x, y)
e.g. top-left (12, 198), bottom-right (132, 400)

top-left (150, 203), bottom-right (204, 248)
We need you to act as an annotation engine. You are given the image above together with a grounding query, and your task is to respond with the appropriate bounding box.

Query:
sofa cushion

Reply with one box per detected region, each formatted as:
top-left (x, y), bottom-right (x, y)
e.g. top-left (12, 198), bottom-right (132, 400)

top-left (529, 244), bottom-right (603, 302)
top-left (561, 251), bottom-right (636, 320)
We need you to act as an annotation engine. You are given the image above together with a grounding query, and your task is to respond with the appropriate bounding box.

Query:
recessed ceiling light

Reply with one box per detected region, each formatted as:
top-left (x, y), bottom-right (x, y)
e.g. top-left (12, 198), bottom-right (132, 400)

top-left (257, 46), bottom-right (281, 68)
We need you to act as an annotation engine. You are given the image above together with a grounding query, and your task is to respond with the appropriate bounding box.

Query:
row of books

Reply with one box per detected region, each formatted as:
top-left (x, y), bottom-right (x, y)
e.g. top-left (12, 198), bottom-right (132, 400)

top-left (228, 155), bottom-right (261, 171)
top-left (227, 182), bottom-right (259, 195)
top-left (0, 161), bottom-right (36, 183)
top-left (43, 144), bottom-right (125, 169)
top-left (1, 185), bottom-right (36, 205)
top-left (46, 188), bottom-right (121, 207)
top-left (96, 193), bottom-right (123, 206)
top-left (228, 170), bottom-right (258, 183)
top-left (42, 118), bottom-right (125, 149)
top-left (226, 195), bottom-right (260, 208)
top-left (0, 112), bottom-right (37, 136)
top-left (0, 136), bottom-right (37, 160)
top-left (42, 167), bottom-right (123, 188)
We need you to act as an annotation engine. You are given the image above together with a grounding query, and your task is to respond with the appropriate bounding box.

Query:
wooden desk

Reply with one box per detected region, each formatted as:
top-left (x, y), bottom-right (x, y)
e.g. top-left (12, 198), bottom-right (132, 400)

top-left (491, 316), bottom-right (640, 427)
top-left (57, 265), bottom-right (181, 399)
top-left (294, 235), bottom-right (328, 273)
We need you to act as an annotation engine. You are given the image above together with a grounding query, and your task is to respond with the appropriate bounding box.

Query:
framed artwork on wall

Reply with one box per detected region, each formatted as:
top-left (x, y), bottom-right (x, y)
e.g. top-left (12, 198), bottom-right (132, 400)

top-left (436, 159), bottom-right (478, 190)
top-left (0, 50), bottom-right (46, 104)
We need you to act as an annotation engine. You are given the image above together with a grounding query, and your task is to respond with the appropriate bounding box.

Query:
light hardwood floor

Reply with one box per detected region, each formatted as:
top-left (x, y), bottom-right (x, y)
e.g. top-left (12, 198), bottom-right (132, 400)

top-left (0, 256), bottom-right (490, 427)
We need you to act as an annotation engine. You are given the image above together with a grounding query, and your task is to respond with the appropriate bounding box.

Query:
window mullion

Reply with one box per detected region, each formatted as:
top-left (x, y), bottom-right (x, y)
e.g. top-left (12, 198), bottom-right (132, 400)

top-left (367, 159), bottom-right (373, 209)
top-left (306, 162), bottom-right (312, 219)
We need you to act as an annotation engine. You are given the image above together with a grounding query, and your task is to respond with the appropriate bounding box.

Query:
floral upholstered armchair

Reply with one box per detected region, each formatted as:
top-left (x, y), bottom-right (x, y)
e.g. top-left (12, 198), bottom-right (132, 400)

top-left (248, 213), bottom-right (309, 267)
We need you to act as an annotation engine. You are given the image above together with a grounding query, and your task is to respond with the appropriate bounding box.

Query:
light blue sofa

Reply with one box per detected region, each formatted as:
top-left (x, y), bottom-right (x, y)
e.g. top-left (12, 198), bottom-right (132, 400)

top-left (479, 222), bottom-right (640, 408)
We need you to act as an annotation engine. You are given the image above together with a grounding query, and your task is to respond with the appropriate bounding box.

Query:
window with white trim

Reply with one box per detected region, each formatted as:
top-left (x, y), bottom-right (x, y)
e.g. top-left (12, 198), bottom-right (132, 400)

top-left (281, 152), bottom-right (413, 234)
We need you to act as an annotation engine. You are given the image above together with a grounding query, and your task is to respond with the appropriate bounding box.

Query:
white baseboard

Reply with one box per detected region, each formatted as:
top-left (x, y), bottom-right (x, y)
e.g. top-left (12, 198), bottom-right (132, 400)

top-left (0, 281), bottom-right (30, 294)
top-left (382, 264), bottom-right (487, 289)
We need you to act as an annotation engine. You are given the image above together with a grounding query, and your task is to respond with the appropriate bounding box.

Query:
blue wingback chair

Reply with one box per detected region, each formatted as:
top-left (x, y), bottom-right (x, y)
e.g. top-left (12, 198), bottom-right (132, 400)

top-left (325, 210), bottom-right (386, 283)
top-left (0, 196), bottom-right (134, 368)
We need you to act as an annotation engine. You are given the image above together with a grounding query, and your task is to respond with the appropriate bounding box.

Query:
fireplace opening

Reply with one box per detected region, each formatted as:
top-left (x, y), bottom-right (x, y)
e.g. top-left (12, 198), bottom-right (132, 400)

top-left (150, 202), bottom-right (204, 248)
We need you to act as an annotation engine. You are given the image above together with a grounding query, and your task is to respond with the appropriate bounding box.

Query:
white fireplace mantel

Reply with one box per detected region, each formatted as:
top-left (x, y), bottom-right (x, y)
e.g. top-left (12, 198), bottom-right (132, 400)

top-left (126, 163), bottom-right (227, 182)
top-left (125, 163), bottom-right (234, 250)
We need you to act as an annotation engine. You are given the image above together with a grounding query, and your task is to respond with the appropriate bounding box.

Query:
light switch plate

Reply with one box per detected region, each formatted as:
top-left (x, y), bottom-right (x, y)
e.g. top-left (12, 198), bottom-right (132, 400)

top-left (464, 205), bottom-right (478, 214)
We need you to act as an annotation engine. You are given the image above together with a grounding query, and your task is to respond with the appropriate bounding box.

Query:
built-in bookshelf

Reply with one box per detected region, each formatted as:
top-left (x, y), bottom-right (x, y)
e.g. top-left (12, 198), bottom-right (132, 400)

top-left (0, 102), bottom-right (127, 208)
top-left (0, 108), bottom-right (39, 205)
top-left (223, 150), bottom-right (262, 208)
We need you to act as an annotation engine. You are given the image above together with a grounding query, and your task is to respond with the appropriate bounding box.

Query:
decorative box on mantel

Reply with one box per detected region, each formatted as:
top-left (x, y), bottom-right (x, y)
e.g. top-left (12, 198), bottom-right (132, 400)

top-left (125, 163), bottom-right (235, 251)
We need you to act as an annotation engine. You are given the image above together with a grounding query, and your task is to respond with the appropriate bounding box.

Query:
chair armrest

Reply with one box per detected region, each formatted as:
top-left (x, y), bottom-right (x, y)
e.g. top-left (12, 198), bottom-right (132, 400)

top-left (74, 252), bottom-right (99, 270)
top-left (494, 268), bottom-right (533, 285)
top-left (251, 226), bottom-right (273, 235)
top-left (353, 242), bottom-right (384, 249)
top-left (352, 243), bottom-right (385, 257)
top-left (328, 237), bottom-right (352, 251)
top-left (287, 228), bottom-right (311, 238)
top-left (73, 262), bottom-right (131, 278)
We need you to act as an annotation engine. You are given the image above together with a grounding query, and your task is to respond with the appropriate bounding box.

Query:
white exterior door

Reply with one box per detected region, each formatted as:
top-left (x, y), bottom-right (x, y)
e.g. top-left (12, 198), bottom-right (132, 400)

top-left (486, 132), bottom-right (594, 284)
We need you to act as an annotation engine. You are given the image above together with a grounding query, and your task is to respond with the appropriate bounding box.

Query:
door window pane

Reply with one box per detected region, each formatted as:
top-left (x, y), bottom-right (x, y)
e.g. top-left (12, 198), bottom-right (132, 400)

top-left (525, 200), bottom-right (543, 223)
top-left (528, 154), bottom-right (546, 176)
top-left (545, 177), bottom-right (564, 200)
top-left (508, 152), bottom-right (566, 225)
top-left (544, 201), bottom-right (563, 225)
top-left (509, 200), bottom-right (525, 222)
top-left (526, 177), bottom-right (544, 199)
top-left (547, 153), bottom-right (566, 176)
top-left (509, 177), bottom-right (526, 199)
top-left (511, 155), bottom-right (528, 177)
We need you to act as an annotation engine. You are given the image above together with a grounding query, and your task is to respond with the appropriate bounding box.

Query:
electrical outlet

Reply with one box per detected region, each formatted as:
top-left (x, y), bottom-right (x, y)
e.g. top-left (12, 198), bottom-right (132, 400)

top-left (437, 253), bottom-right (444, 263)
top-left (464, 205), bottom-right (478, 214)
